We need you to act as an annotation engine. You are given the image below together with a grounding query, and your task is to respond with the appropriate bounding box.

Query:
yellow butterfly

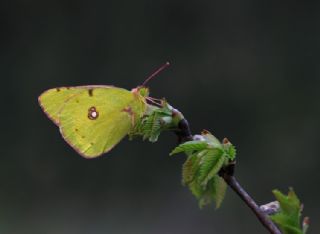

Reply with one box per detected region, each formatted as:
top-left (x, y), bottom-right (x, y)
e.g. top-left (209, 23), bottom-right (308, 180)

top-left (38, 63), bottom-right (169, 158)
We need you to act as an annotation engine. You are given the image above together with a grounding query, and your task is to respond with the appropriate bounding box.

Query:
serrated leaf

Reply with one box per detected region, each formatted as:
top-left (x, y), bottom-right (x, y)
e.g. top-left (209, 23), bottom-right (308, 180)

top-left (129, 101), bottom-right (177, 143)
top-left (149, 114), bottom-right (162, 142)
top-left (212, 175), bottom-right (227, 208)
top-left (170, 141), bottom-right (208, 156)
top-left (271, 213), bottom-right (302, 234)
top-left (201, 130), bottom-right (221, 148)
top-left (143, 113), bottom-right (158, 136)
top-left (199, 189), bottom-right (213, 208)
top-left (189, 180), bottom-right (203, 199)
top-left (198, 149), bottom-right (224, 187)
top-left (136, 111), bottom-right (164, 142)
top-left (183, 152), bottom-right (227, 209)
top-left (226, 144), bottom-right (236, 160)
top-left (273, 189), bottom-right (300, 219)
top-left (182, 154), bottom-right (199, 185)
top-left (170, 130), bottom-right (238, 209)
top-left (270, 188), bottom-right (307, 234)
top-left (190, 177), bottom-right (227, 209)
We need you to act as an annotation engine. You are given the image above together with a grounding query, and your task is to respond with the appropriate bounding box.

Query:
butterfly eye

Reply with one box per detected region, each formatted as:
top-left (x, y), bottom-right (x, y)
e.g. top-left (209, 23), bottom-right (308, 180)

top-left (88, 106), bottom-right (99, 120)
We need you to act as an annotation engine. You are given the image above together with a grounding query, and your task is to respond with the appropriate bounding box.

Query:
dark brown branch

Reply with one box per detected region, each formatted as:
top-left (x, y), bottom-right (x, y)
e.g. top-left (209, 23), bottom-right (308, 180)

top-left (219, 164), bottom-right (281, 234)
top-left (174, 118), bottom-right (193, 143)
top-left (175, 118), bottom-right (281, 234)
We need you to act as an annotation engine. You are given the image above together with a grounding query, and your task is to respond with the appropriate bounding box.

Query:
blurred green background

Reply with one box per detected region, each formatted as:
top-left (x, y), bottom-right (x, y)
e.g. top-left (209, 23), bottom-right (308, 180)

top-left (1, 1), bottom-right (319, 233)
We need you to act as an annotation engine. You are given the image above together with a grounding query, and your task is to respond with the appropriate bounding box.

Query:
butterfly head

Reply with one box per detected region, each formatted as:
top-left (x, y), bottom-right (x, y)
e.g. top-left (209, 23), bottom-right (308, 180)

top-left (132, 86), bottom-right (149, 98)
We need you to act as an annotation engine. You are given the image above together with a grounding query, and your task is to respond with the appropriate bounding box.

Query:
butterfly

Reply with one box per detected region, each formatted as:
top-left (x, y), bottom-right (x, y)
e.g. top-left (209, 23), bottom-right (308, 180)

top-left (38, 62), bottom-right (169, 158)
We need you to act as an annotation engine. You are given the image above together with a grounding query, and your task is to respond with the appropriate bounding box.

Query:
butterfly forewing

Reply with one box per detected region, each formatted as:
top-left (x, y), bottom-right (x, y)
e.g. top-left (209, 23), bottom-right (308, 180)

top-left (39, 87), bottom-right (84, 125)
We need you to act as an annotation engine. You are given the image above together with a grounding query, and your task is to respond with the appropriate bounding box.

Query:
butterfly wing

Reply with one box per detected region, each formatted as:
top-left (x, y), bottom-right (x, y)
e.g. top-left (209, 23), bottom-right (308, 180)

top-left (39, 87), bottom-right (85, 125)
top-left (57, 86), bottom-right (146, 158)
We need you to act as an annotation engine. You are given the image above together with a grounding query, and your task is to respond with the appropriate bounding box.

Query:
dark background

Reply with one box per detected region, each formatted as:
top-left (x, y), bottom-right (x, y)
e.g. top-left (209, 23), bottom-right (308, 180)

top-left (1, 1), bottom-right (319, 233)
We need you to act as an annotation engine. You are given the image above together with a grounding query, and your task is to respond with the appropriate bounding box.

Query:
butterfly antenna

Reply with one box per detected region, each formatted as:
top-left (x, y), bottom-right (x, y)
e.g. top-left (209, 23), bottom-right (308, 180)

top-left (142, 62), bottom-right (170, 86)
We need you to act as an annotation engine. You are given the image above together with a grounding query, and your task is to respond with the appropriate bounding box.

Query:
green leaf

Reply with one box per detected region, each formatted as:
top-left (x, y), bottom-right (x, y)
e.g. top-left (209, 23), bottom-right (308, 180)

top-left (170, 141), bottom-right (208, 156)
top-left (221, 138), bottom-right (237, 160)
top-left (182, 154), bottom-right (200, 185)
top-left (270, 188), bottom-right (308, 234)
top-left (198, 186), bottom-right (214, 208)
top-left (170, 130), bottom-right (237, 209)
top-left (130, 101), bottom-right (177, 142)
top-left (140, 113), bottom-right (155, 140)
top-left (201, 130), bottom-right (221, 148)
top-left (225, 144), bottom-right (236, 161)
top-left (189, 180), bottom-right (203, 199)
top-left (273, 189), bottom-right (300, 224)
top-left (148, 113), bottom-right (162, 142)
top-left (196, 176), bottom-right (227, 209)
top-left (181, 149), bottom-right (227, 208)
top-left (211, 175), bottom-right (227, 209)
top-left (198, 149), bottom-right (224, 187)
top-left (272, 213), bottom-right (302, 234)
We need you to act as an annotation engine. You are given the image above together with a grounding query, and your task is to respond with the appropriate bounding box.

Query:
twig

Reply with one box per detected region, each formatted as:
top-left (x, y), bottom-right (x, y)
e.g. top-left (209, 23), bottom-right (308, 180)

top-left (174, 118), bottom-right (193, 143)
top-left (174, 118), bottom-right (282, 234)
top-left (219, 164), bottom-right (281, 234)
